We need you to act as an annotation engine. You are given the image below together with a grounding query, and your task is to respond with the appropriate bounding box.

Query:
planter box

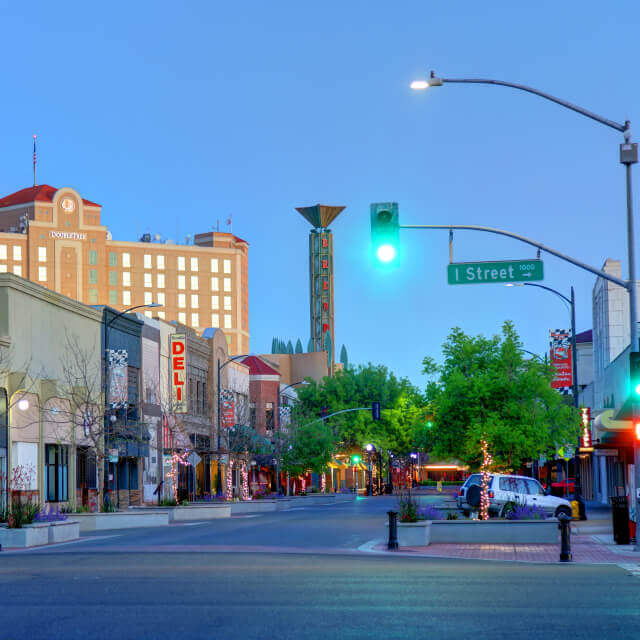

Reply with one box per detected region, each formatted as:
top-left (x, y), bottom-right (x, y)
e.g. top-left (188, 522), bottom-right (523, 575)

top-left (72, 511), bottom-right (169, 532)
top-left (48, 520), bottom-right (80, 543)
top-left (0, 522), bottom-right (49, 548)
top-left (393, 521), bottom-right (432, 547)
top-left (429, 519), bottom-right (559, 544)
top-left (231, 500), bottom-right (281, 514)
top-left (166, 505), bottom-right (231, 522)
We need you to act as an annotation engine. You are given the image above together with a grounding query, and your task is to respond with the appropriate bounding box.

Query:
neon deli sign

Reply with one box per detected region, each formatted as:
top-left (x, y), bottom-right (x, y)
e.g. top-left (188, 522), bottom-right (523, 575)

top-left (170, 334), bottom-right (187, 413)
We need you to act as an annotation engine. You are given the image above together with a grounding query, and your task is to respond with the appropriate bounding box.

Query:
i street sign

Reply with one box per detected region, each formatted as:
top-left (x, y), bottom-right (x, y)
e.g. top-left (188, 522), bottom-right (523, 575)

top-left (447, 259), bottom-right (544, 285)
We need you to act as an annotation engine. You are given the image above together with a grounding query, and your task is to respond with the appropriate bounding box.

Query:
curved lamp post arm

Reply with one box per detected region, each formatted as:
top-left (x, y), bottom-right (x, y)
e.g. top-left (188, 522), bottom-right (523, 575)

top-left (521, 282), bottom-right (571, 305)
top-left (432, 73), bottom-right (628, 136)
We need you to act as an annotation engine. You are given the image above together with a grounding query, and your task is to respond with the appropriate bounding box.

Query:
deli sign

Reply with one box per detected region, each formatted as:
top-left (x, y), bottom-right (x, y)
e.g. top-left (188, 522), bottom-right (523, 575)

top-left (170, 334), bottom-right (187, 413)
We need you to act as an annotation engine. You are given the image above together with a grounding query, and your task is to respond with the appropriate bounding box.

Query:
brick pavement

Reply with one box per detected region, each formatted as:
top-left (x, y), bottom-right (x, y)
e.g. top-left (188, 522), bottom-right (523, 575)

top-left (373, 534), bottom-right (640, 564)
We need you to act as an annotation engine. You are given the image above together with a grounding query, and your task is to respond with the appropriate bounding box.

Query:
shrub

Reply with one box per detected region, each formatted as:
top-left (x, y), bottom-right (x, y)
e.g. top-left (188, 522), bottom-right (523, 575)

top-left (159, 498), bottom-right (178, 507)
top-left (446, 512), bottom-right (459, 520)
top-left (505, 504), bottom-right (546, 520)
top-left (34, 504), bottom-right (69, 523)
top-left (417, 505), bottom-right (444, 521)
top-left (398, 492), bottom-right (419, 522)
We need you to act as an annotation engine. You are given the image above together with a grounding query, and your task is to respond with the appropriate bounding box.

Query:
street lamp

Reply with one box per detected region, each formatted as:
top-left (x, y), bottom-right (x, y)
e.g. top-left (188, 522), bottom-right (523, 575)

top-left (365, 443), bottom-right (375, 496)
top-left (103, 302), bottom-right (162, 508)
top-left (414, 70), bottom-right (636, 537)
top-left (409, 452), bottom-right (418, 489)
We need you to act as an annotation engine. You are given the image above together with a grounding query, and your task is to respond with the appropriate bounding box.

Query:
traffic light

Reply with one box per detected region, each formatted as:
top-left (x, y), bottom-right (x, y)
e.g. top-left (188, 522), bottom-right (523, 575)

top-left (321, 406), bottom-right (328, 419)
top-left (631, 352), bottom-right (640, 397)
top-left (371, 401), bottom-right (381, 421)
top-left (635, 422), bottom-right (640, 441)
top-left (351, 454), bottom-right (361, 465)
top-left (370, 202), bottom-right (400, 264)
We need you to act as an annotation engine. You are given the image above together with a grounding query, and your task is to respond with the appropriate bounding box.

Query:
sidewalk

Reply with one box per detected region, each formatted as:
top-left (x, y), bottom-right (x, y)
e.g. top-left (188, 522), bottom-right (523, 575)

top-left (373, 534), bottom-right (640, 565)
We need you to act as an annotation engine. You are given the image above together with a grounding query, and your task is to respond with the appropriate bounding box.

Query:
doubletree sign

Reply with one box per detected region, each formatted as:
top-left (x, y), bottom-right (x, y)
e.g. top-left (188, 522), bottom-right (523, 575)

top-left (447, 259), bottom-right (544, 285)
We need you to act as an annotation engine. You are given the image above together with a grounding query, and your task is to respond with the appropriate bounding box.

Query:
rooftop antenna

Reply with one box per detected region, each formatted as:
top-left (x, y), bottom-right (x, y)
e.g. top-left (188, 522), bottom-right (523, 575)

top-left (32, 134), bottom-right (37, 187)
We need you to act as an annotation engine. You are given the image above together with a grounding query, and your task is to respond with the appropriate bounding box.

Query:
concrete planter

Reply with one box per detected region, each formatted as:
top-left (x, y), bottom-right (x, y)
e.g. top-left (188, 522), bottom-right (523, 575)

top-left (231, 500), bottom-right (281, 514)
top-left (395, 521), bottom-right (432, 547)
top-left (166, 504), bottom-right (231, 521)
top-left (72, 511), bottom-right (169, 532)
top-left (48, 520), bottom-right (80, 543)
top-left (429, 519), bottom-right (559, 544)
top-left (0, 522), bottom-right (49, 548)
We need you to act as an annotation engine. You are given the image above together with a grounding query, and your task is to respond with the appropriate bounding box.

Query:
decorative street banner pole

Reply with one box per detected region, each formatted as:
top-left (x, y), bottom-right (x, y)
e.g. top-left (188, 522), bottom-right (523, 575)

top-left (549, 329), bottom-right (573, 389)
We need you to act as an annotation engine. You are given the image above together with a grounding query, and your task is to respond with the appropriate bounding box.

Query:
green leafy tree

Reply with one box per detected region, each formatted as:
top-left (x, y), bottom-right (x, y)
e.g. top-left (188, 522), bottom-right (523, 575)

top-left (281, 416), bottom-right (334, 476)
top-left (423, 321), bottom-right (580, 470)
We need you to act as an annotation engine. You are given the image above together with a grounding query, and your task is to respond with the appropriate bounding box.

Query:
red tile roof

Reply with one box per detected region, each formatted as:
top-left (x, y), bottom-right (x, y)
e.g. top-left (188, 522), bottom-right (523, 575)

top-left (0, 185), bottom-right (100, 208)
top-left (241, 356), bottom-right (280, 377)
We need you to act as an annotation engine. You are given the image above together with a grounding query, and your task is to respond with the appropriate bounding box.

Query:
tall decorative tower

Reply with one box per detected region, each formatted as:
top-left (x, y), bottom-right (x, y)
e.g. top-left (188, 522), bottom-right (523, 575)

top-left (295, 204), bottom-right (346, 370)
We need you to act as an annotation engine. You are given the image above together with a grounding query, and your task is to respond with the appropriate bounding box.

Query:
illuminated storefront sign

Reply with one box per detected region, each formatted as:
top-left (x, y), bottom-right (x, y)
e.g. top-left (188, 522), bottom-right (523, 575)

top-left (170, 334), bottom-right (187, 413)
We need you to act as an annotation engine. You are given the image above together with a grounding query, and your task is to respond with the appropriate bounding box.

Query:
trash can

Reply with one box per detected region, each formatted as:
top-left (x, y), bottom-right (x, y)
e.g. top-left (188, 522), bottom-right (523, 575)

top-left (611, 496), bottom-right (631, 545)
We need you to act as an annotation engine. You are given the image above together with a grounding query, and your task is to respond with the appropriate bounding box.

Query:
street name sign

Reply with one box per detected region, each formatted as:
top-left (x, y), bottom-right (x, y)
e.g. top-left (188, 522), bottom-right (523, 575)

top-left (447, 259), bottom-right (544, 285)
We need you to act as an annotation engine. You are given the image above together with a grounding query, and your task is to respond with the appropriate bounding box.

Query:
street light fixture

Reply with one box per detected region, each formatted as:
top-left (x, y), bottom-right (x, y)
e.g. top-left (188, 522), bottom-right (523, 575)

top-left (365, 444), bottom-right (376, 496)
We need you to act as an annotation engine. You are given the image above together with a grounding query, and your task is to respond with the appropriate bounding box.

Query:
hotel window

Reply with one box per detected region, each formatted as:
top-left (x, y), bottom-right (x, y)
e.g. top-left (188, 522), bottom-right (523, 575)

top-left (190, 257), bottom-right (199, 272)
top-left (157, 255), bottom-right (165, 269)
top-left (211, 313), bottom-right (219, 328)
top-left (178, 275), bottom-right (186, 290)
top-left (157, 273), bottom-right (165, 288)
top-left (177, 256), bottom-right (186, 271)
top-left (109, 290), bottom-right (117, 305)
top-left (109, 271), bottom-right (117, 286)
top-left (191, 313), bottom-right (199, 327)
top-left (211, 295), bottom-right (219, 310)
top-left (191, 294), bottom-right (199, 309)
top-left (89, 269), bottom-right (98, 284)
top-left (223, 296), bottom-right (232, 311)
top-left (157, 292), bottom-right (165, 306)
top-left (224, 314), bottom-right (232, 329)
top-left (89, 250), bottom-right (98, 265)
top-left (144, 254), bottom-right (152, 269)
top-left (157, 311), bottom-right (165, 319)
top-left (38, 246), bottom-right (47, 263)
top-left (210, 258), bottom-right (219, 272)
top-left (178, 312), bottom-right (186, 324)
top-left (223, 277), bottom-right (231, 292)
top-left (223, 259), bottom-right (231, 274)
top-left (190, 275), bottom-right (199, 290)
top-left (144, 291), bottom-right (153, 305)
top-left (0, 245), bottom-right (6, 260)
top-left (122, 290), bottom-right (131, 306)
top-left (38, 266), bottom-right (47, 282)
top-left (178, 294), bottom-right (186, 308)
top-left (45, 444), bottom-right (69, 502)
top-left (89, 289), bottom-right (98, 304)
top-left (122, 272), bottom-right (131, 287)
top-left (0, 265), bottom-right (7, 273)
top-left (144, 273), bottom-right (152, 288)
top-left (109, 252), bottom-right (118, 266)
top-left (122, 253), bottom-right (131, 267)
top-left (211, 277), bottom-right (219, 291)
top-left (13, 246), bottom-right (21, 261)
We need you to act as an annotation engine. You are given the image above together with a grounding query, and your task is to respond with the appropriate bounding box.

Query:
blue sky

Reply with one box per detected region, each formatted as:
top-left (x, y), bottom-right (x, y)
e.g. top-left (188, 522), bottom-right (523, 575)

top-left (2, 1), bottom-right (639, 386)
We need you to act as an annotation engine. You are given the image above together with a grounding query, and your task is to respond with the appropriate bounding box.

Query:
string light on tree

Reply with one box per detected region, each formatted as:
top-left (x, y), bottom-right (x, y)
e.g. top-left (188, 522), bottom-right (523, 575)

top-left (165, 450), bottom-right (190, 502)
top-left (321, 473), bottom-right (326, 493)
top-left (226, 460), bottom-right (234, 501)
top-left (479, 439), bottom-right (493, 520)
top-left (241, 461), bottom-right (249, 501)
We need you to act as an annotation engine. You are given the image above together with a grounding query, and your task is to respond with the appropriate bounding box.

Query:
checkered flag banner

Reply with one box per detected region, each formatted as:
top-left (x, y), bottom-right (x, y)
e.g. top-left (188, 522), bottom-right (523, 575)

top-left (279, 405), bottom-right (291, 425)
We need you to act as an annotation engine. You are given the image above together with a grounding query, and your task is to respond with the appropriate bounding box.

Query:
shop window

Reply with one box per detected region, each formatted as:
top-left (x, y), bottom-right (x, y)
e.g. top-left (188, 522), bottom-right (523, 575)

top-left (109, 252), bottom-right (118, 266)
top-left (45, 444), bottom-right (69, 502)
top-left (117, 459), bottom-right (139, 490)
top-left (76, 450), bottom-right (97, 490)
top-left (89, 250), bottom-right (98, 265)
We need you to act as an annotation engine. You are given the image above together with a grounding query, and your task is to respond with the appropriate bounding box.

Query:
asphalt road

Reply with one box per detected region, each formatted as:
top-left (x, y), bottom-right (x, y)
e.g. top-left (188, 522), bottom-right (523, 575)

top-left (1, 496), bottom-right (638, 639)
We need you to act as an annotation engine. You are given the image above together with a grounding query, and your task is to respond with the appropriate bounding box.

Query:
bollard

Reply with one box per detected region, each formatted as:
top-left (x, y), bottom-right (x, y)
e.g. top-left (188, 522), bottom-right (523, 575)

top-left (387, 510), bottom-right (399, 550)
top-left (558, 512), bottom-right (572, 562)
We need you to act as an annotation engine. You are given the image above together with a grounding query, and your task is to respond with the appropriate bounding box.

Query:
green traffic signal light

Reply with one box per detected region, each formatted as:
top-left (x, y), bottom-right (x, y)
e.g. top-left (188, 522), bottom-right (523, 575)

top-left (426, 421), bottom-right (434, 428)
top-left (370, 202), bottom-right (400, 264)
top-left (351, 454), bottom-right (361, 464)
top-left (631, 352), bottom-right (640, 397)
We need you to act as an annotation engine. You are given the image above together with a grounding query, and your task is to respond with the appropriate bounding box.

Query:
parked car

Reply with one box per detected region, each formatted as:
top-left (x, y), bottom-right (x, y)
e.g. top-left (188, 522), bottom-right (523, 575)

top-left (457, 473), bottom-right (572, 518)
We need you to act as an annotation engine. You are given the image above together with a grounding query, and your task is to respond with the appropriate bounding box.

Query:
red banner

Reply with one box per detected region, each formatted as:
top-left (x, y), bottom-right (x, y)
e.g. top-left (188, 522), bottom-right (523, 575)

top-left (550, 329), bottom-right (573, 389)
top-left (221, 390), bottom-right (235, 429)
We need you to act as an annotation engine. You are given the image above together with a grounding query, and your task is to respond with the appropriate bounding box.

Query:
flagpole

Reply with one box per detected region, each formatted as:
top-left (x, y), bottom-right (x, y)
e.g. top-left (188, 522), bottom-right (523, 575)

top-left (32, 134), bottom-right (37, 187)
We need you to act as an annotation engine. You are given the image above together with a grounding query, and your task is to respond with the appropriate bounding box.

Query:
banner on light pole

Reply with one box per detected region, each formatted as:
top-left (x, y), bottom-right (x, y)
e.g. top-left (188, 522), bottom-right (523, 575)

top-left (549, 329), bottom-right (573, 389)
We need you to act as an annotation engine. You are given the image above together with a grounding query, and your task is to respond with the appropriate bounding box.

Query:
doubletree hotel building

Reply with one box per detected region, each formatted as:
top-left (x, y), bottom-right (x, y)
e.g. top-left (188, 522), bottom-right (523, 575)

top-left (0, 185), bottom-right (249, 354)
